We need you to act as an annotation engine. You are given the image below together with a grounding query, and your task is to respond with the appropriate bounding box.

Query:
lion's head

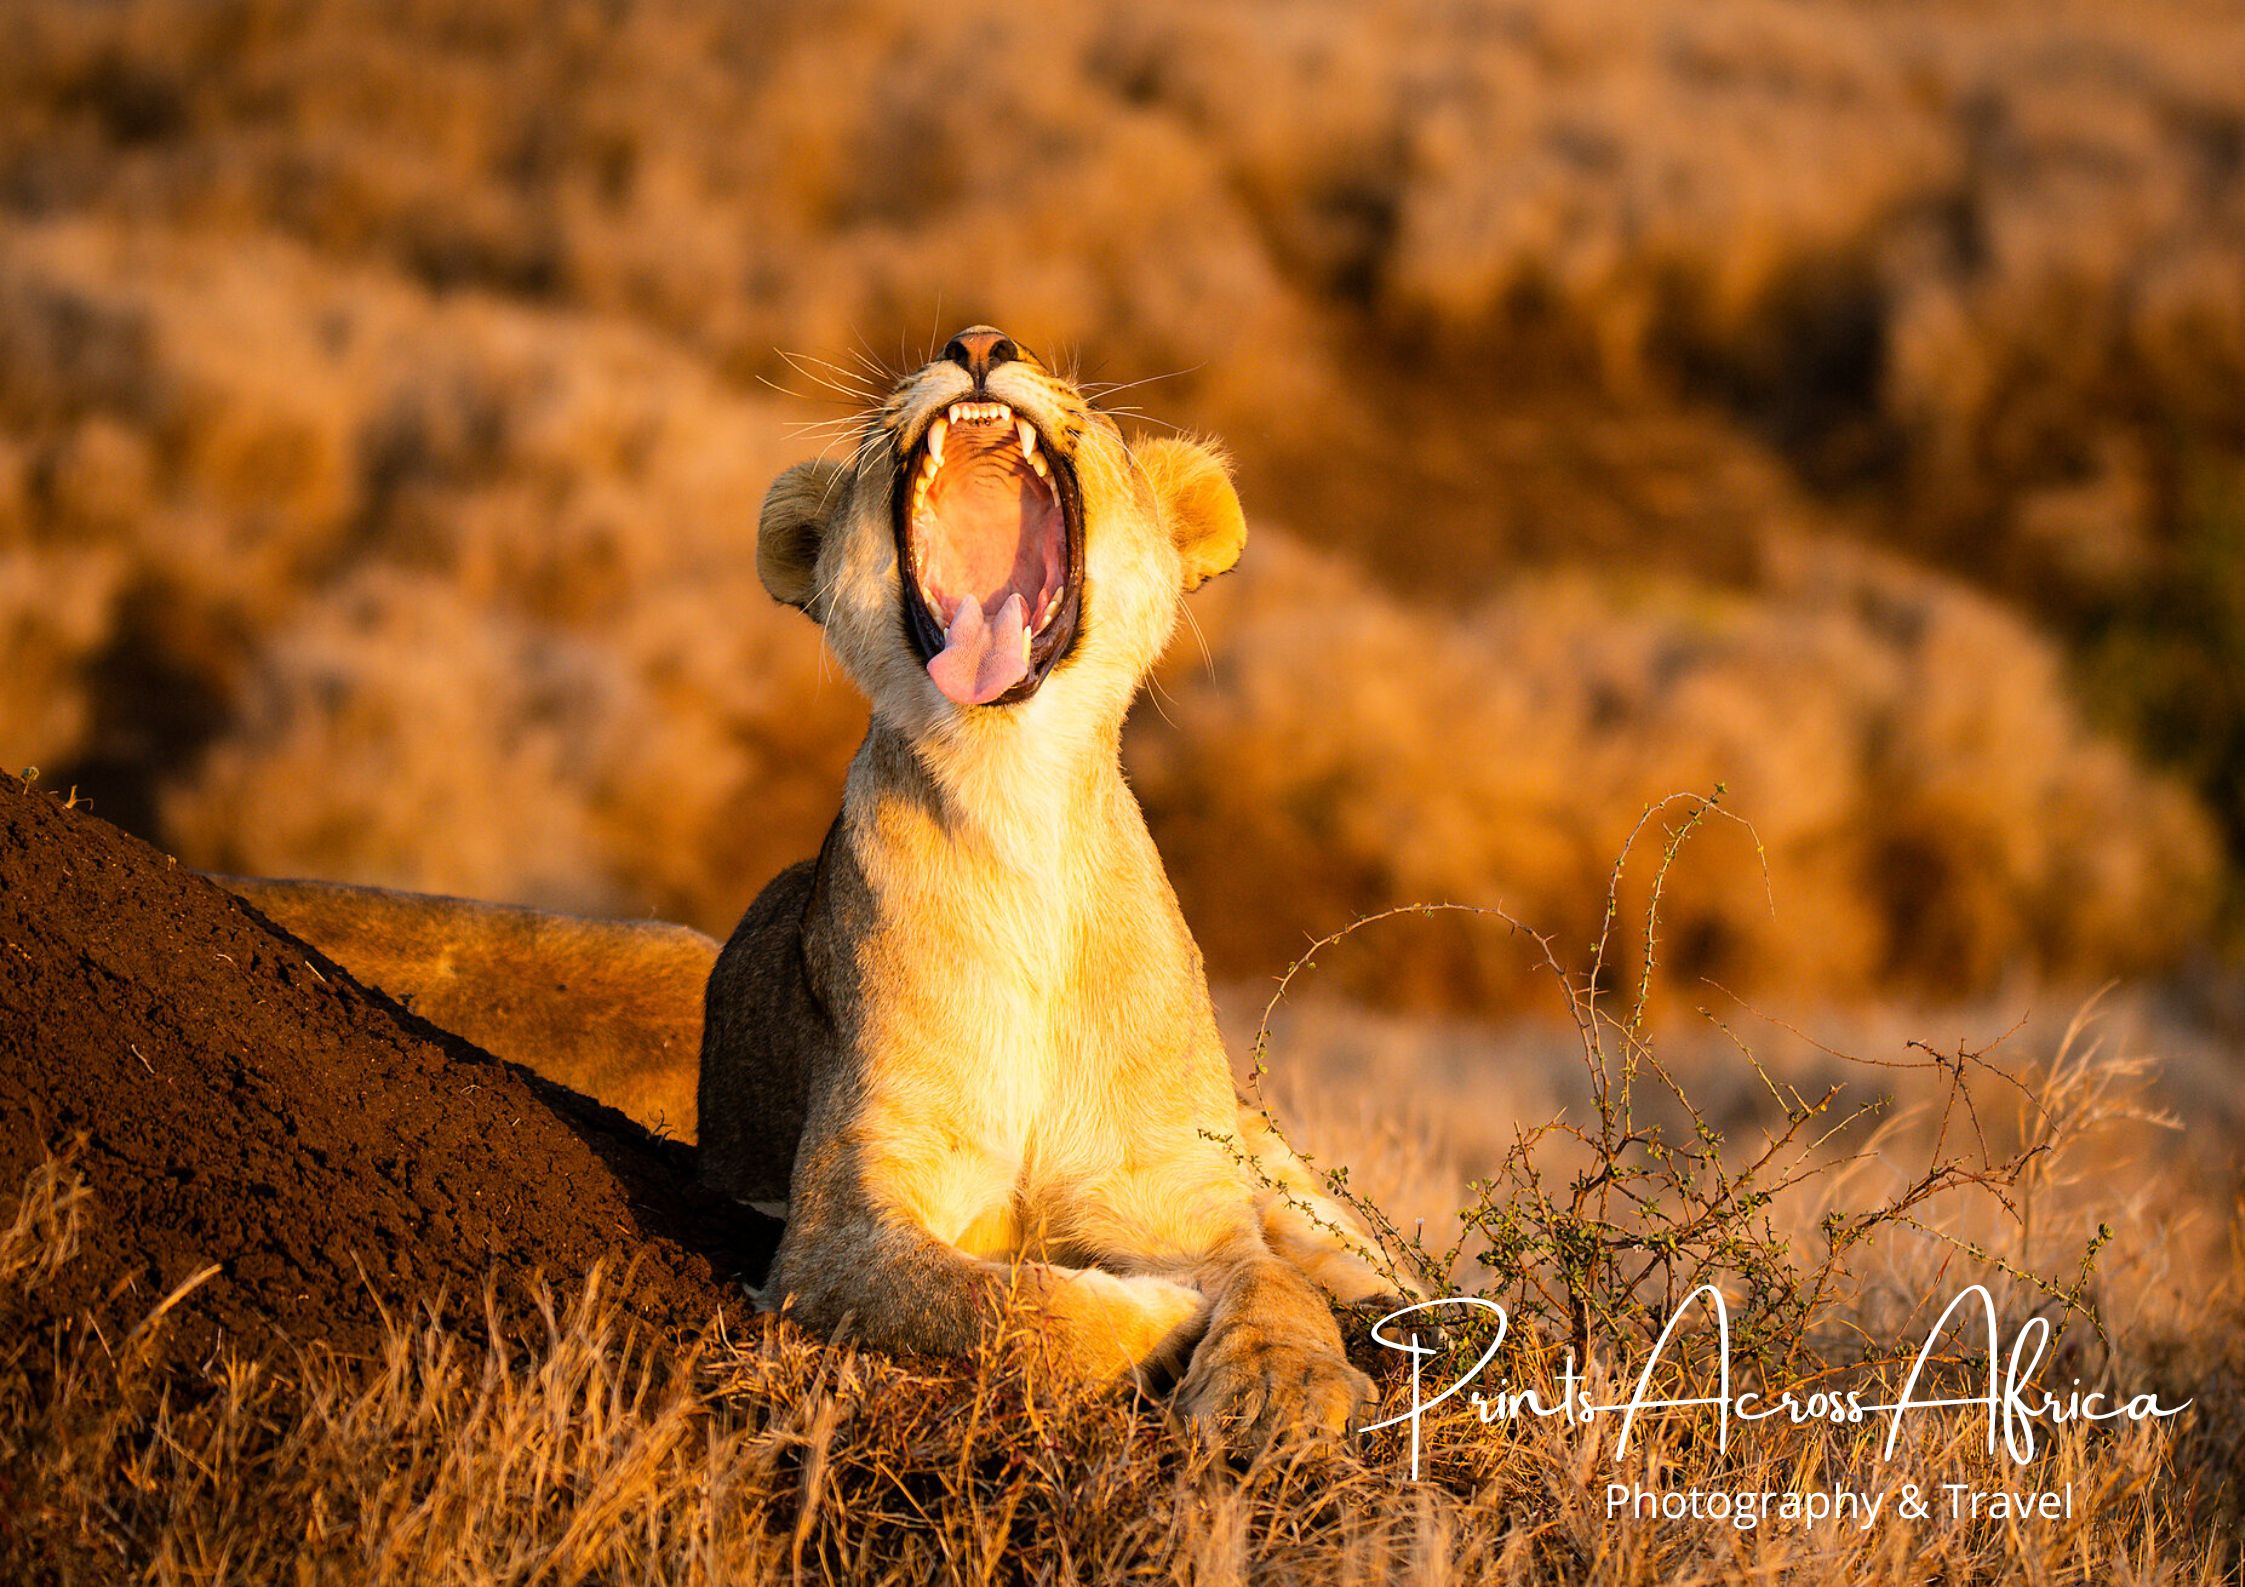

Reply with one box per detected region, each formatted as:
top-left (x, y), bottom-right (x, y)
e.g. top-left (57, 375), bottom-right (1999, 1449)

top-left (757, 327), bottom-right (1244, 741)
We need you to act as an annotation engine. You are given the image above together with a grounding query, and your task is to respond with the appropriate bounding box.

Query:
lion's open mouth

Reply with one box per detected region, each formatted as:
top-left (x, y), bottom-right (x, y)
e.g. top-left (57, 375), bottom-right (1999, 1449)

top-left (895, 400), bottom-right (1083, 706)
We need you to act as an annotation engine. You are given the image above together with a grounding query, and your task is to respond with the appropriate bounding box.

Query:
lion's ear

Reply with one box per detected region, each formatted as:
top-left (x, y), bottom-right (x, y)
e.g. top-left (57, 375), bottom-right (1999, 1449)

top-left (758, 459), bottom-right (846, 615)
top-left (1137, 437), bottom-right (1246, 592)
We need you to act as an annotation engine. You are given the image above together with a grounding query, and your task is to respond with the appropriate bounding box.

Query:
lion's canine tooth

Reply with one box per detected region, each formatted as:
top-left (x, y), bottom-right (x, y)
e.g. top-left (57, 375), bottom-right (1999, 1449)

top-left (1017, 420), bottom-right (1037, 457)
top-left (1028, 452), bottom-right (1048, 479)
top-left (927, 416), bottom-right (948, 464)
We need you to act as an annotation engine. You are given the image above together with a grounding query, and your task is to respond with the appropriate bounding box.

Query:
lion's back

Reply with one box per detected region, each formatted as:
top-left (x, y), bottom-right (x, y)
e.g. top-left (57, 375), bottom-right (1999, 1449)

top-left (218, 876), bottom-right (716, 1137)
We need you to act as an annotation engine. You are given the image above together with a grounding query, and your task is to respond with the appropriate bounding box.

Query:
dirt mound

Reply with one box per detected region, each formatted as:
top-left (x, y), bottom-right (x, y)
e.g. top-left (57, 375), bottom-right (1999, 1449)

top-left (0, 775), bottom-right (773, 1361)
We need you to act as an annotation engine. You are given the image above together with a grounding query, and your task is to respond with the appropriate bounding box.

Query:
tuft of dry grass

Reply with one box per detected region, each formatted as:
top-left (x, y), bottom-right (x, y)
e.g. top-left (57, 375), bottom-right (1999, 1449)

top-left (1135, 533), bottom-right (2217, 1009)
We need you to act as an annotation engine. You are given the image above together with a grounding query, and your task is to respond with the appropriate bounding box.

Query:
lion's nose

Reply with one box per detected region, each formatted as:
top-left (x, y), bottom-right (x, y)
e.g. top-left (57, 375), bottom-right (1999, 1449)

top-left (942, 326), bottom-right (1019, 385)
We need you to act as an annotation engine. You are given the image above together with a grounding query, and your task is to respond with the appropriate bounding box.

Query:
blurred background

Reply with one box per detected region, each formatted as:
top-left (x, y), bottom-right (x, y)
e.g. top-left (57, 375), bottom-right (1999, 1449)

top-left (4, 0), bottom-right (2244, 1165)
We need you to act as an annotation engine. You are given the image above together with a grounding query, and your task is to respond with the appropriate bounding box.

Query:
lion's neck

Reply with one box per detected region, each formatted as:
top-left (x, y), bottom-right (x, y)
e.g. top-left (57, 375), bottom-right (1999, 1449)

top-left (831, 713), bottom-right (1201, 1016)
top-left (847, 714), bottom-right (1141, 880)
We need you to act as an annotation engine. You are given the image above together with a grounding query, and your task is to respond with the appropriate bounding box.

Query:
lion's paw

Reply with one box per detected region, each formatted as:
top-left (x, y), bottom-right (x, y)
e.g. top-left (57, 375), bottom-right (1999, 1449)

top-left (1175, 1322), bottom-right (1376, 1457)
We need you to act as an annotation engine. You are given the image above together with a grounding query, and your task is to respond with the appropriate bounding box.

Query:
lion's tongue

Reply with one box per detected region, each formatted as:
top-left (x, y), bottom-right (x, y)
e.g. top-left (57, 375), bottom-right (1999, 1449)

top-left (928, 590), bottom-right (1030, 705)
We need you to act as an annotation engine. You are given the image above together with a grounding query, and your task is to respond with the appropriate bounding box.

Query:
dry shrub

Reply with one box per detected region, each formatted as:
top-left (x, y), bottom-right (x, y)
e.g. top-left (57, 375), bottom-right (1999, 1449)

top-left (0, 539), bottom-right (123, 769)
top-left (0, 220), bottom-right (864, 926)
top-left (175, 568), bottom-right (635, 910)
top-left (1134, 533), bottom-right (2217, 1008)
top-left (1204, 795), bottom-right (2169, 1340)
top-left (0, 197), bottom-right (2215, 1001)
top-left (1, 0), bottom-right (2241, 992)
top-left (0, 213), bottom-right (2211, 1001)
top-left (5, 0), bottom-right (2242, 582)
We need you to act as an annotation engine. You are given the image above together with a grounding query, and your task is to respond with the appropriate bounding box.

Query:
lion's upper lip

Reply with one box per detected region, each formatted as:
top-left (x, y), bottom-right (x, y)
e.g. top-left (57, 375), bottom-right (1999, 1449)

top-left (893, 398), bottom-right (1084, 706)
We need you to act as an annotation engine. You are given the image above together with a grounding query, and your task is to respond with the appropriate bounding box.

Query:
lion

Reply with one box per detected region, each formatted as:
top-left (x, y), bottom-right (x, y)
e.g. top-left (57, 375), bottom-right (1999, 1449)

top-left (219, 327), bottom-right (1409, 1452)
top-left (696, 327), bottom-right (1404, 1448)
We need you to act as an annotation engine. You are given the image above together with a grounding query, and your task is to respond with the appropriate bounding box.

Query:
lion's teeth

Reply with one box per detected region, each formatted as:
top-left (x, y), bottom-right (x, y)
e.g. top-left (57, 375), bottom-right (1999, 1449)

top-left (941, 401), bottom-right (1018, 427)
top-left (927, 416), bottom-right (947, 464)
top-left (1016, 420), bottom-right (1036, 457)
top-left (1027, 451), bottom-right (1048, 479)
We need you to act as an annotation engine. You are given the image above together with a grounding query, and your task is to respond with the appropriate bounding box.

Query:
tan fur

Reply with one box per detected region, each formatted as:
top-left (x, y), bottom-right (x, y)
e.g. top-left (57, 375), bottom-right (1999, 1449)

top-left (219, 877), bottom-right (710, 1138)
top-left (699, 331), bottom-right (1407, 1451)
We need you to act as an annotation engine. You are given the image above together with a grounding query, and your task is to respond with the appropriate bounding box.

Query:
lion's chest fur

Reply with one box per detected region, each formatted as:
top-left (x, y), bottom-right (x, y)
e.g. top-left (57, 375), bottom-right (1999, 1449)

top-left (817, 729), bottom-right (1236, 1256)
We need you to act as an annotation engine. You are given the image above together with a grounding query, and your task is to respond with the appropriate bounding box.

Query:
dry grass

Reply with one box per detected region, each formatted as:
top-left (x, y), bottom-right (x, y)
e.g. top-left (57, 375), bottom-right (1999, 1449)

top-left (4, 981), bottom-right (2238, 1584)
